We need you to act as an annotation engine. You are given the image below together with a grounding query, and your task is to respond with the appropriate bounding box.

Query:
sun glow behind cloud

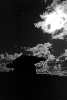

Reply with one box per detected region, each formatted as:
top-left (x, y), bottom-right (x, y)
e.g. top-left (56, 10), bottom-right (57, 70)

top-left (34, 2), bottom-right (67, 39)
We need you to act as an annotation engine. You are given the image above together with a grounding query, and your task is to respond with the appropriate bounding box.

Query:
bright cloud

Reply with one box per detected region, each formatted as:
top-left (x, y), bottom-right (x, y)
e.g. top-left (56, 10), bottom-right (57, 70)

top-left (34, 2), bottom-right (67, 39)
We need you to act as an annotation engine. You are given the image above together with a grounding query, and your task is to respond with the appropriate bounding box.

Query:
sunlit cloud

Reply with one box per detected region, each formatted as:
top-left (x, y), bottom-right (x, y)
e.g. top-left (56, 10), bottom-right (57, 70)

top-left (34, 1), bottom-right (67, 40)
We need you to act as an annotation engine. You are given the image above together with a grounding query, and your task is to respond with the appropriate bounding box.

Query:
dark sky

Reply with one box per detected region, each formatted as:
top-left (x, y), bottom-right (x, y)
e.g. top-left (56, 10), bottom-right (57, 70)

top-left (1, 0), bottom-right (67, 57)
top-left (1, 0), bottom-right (49, 54)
